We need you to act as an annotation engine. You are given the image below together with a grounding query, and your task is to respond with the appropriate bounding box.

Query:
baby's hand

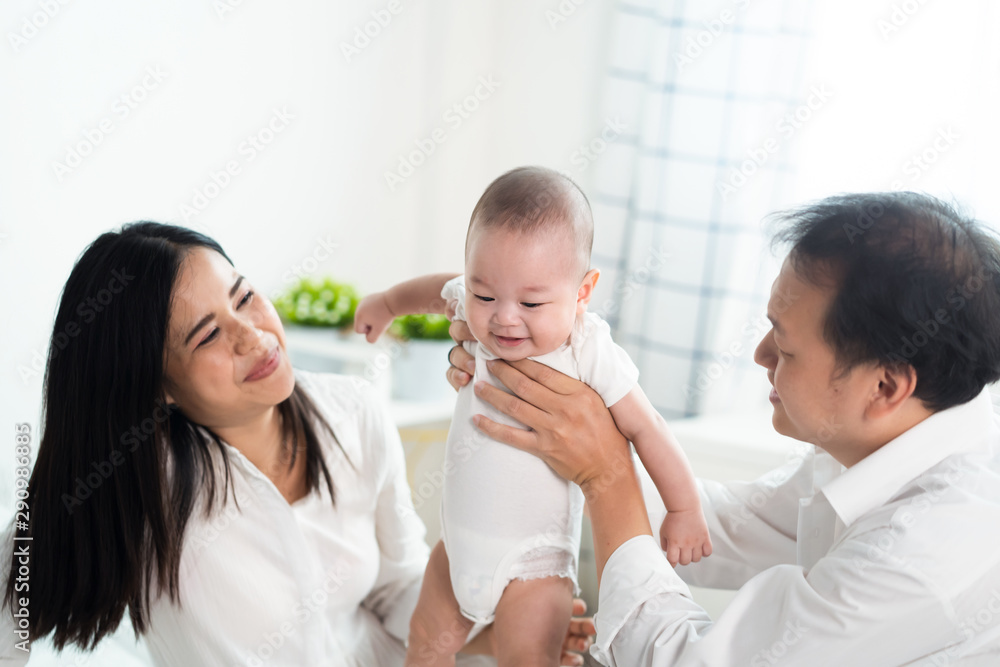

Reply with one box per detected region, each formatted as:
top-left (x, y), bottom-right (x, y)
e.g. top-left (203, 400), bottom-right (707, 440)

top-left (659, 509), bottom-right (712, 567)
top-left (354, 292), bottom-right (395, 343)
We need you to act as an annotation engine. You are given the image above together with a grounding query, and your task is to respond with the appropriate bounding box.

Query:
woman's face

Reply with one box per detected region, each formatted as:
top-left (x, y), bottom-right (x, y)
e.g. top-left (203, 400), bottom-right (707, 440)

top-left (162, 247), bottom-right (295, 429)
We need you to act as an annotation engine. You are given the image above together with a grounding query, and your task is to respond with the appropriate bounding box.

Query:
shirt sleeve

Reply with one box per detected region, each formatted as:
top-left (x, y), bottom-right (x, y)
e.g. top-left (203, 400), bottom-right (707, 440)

top-left (573, 313), bottom-right (639, 408)
top-left (672, 452), bottom-right (812, 590)
top-left (593, 519), bottom-right (963, 666)
top-left (358, 386), bottom-right (431, 643)
top-left (441, 274), bottom-right (467, 323)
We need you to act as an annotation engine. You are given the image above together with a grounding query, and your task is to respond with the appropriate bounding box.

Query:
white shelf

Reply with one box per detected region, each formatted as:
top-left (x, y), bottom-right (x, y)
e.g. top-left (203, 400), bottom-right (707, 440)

top-left (390, 395), bottom-right (457, 428)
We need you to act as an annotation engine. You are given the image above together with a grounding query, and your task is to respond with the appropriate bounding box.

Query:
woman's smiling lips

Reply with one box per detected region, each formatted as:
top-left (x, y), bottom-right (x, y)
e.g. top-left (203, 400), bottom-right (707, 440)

top-left (245, 346), bottom-right (280, 382)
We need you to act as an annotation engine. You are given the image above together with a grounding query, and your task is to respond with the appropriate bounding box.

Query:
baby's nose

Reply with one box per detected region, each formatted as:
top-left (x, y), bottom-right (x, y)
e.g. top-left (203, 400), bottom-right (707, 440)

top-left (492, 303), bottom-right (521, 326)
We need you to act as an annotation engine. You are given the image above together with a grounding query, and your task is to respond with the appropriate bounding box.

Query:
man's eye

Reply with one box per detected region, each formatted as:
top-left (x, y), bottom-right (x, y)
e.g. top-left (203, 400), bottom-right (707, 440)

top-left (239, 290), bottom-right (254, 307)
top-left (474, 294), bottom-right (494, 302)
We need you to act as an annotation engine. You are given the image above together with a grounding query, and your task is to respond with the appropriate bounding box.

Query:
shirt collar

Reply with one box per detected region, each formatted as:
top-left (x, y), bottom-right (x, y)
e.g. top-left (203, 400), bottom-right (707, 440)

top-left (822, 389), bottom-right (996, 528)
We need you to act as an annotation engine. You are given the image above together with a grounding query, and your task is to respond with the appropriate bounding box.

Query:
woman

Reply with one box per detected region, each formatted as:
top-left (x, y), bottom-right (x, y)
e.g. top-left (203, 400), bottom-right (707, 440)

top-left (1, 222), bottom-right (592, 666)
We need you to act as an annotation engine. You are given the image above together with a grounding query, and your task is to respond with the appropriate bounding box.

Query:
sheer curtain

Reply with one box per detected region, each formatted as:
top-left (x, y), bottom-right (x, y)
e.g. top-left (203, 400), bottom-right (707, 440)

top-left (588, 0), bottom-right (815, 419)
top-left (589, 0), bottom-right (1000, 419)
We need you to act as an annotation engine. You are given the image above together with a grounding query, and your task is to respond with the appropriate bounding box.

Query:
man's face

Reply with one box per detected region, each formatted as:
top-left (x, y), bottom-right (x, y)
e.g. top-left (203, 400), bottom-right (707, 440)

top-left (754, 257), bottom-right (881, 464)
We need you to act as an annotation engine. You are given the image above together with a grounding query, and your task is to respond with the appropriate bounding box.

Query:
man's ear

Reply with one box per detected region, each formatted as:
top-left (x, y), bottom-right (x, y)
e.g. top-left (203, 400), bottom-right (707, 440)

top-left (866, 362), bottom-right (919, 420)
top-left (577, 269), bottom-right (600, 313)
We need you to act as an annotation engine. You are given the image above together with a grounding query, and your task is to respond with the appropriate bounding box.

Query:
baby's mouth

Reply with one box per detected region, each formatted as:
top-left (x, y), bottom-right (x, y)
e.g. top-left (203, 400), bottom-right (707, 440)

top-left (493, 334), bottom-right (527, 347)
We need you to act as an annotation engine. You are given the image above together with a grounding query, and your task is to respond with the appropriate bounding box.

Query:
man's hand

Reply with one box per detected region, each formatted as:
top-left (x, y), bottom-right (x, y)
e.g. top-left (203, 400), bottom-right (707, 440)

top-left (462, 598), bottom-right (595, 665)
top-left (561, 598), bottom-right (596, 666)
top-left (446, 319), bottom-right (476, 390)
top-left (470, 358), bottom-right (631, 491)
top-left (354, 292), bottom-right (395, 343)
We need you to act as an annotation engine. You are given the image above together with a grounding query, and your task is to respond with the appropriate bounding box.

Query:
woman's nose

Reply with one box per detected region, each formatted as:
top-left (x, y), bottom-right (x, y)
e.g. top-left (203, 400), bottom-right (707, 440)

top-left (233, 319), bottom-right (263, 354)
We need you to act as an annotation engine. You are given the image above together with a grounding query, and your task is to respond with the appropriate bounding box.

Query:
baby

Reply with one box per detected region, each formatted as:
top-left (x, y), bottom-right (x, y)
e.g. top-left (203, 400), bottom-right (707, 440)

top-left (354, 166), bottom-right (711, 666)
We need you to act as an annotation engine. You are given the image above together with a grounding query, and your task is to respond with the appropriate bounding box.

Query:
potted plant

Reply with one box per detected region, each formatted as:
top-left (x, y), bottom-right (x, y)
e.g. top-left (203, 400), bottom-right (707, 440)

top-left (388, 313), bottom-right (455, 401)
top-left (274, 277), bottom-right (360, 330)
top-left (274, 278), bottom-right (388, 390)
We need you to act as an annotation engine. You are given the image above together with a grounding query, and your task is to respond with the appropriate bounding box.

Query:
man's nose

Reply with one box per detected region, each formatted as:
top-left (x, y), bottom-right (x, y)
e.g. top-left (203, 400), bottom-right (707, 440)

top-left (753, 329), bottom-right (776, 369)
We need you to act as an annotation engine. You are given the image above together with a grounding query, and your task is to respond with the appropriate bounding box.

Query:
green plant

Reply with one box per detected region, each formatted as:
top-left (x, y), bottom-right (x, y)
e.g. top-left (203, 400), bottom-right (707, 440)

top-left (389, 313), bottom-right (453, 340)
top-left (274, 277), bottom-right (360, 327)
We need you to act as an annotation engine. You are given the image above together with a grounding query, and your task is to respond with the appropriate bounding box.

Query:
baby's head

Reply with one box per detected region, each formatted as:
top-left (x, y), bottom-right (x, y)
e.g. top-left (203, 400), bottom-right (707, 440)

top-left (463, 166), bottom-right (599, 360)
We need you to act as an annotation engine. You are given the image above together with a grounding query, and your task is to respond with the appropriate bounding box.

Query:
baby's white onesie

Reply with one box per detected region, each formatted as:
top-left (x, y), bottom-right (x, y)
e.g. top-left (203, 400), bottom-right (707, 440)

top-left (439, 275), bottom-right (639, 624)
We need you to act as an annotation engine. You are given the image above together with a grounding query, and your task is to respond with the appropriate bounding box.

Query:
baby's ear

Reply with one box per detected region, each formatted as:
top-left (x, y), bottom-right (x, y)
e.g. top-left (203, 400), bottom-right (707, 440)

top-left (576, 269), bottom-right (600, 313)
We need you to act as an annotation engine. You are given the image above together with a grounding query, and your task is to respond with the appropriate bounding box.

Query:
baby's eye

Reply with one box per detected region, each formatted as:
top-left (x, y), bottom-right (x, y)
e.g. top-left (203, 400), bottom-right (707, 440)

top-left (473, 294), bottom-right (494, 302)
top-left (522, 302), bottom-right (543, 308)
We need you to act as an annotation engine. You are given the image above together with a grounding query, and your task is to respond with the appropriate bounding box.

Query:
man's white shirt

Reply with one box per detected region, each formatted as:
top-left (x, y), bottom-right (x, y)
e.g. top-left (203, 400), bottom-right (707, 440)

top-left (593, 389), bottom-right (1000, 666)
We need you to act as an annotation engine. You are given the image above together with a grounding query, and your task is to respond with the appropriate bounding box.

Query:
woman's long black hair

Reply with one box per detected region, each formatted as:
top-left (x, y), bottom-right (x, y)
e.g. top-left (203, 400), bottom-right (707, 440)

top-left (3, 222), bottom-right (340, 649)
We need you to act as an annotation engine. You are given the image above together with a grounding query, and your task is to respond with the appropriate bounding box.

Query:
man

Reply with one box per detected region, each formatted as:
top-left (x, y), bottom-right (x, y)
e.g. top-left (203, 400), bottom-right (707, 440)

top-left (447, 192), bottom-right (1000, 665)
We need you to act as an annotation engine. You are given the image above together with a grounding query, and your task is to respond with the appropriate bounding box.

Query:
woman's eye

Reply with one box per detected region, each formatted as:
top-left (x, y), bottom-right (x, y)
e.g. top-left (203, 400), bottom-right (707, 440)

top-left (198, 329), bottom-right (219, 347)
top-left (197, 291), bottom-right (254, 348)
top-left (473, 294), bottom-right (494, 302)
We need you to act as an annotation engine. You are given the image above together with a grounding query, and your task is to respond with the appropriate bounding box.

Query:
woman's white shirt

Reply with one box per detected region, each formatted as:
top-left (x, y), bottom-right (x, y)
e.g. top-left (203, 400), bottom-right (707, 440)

top-left (146, 369), bottom-right (430, 666)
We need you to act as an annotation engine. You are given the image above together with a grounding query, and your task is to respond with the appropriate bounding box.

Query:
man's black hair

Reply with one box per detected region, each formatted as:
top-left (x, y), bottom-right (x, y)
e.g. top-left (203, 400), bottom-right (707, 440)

top-left (771, 191), bottom-right (1000, 411)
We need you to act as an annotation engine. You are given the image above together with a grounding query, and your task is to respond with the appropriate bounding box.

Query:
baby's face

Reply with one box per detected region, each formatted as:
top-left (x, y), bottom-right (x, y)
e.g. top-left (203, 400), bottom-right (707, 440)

top-left (465, 225), bottom-right (594, 360)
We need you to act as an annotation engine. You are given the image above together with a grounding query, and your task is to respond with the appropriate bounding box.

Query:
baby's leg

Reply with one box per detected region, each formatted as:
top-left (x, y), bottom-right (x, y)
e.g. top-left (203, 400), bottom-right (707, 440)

top-left (493, 575), bottom-right (574, 667)
top-left (406, 541), bottom-right (474, 667)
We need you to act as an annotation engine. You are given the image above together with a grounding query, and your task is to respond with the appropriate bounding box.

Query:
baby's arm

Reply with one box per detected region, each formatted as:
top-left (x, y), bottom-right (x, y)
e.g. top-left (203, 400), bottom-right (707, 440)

top-left (609, 386), bottom-right (712, 567)
top-left (354, 273), bottom-right (459, 343)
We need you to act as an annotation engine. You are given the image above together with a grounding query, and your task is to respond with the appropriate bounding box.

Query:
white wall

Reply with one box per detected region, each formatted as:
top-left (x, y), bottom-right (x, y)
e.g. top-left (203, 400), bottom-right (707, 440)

top-left (0, 0), bottom-right (615, 451)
